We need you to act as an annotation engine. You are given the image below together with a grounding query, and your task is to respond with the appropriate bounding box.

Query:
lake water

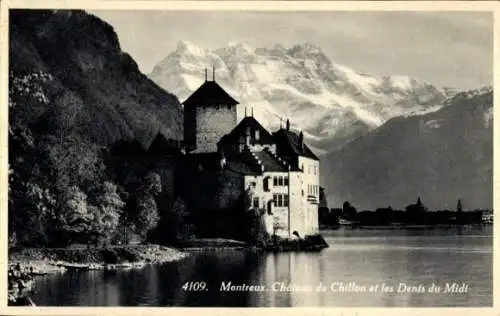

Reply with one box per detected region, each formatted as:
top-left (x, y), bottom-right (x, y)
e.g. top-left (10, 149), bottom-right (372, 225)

top-left (31, 226), bottom-right (493, 307)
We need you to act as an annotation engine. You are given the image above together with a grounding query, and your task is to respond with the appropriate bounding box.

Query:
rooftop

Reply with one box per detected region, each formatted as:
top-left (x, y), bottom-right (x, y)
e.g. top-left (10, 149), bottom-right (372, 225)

top-left (254, 149), bottom-right (290, 172)
top-left (219, 116), bottom-right (274, 146)
top-left (273, 128), bottom-right (319, 161)
top-left (182, 80), bottom-right (239, 107)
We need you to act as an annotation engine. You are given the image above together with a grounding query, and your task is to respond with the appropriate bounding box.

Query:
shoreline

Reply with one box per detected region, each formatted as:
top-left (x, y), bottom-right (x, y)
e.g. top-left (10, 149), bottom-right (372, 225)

top-left (9, 244), bottom-right (188, 273)
top-left (320, 223), bottom-right (490, 230)
top-left (8, 244), bottom-right (188, 305)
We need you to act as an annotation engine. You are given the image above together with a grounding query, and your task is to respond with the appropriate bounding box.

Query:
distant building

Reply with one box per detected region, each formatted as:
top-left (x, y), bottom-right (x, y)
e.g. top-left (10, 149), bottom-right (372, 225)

top-left (183, 71), bottom-right (320, 238)
top-left (482, 210), bottom-right (493, 224)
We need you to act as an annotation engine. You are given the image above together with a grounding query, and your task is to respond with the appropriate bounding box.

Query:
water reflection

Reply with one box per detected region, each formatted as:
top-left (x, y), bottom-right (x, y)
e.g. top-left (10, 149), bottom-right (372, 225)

top-left (32, 227), bottom-right (493, 307)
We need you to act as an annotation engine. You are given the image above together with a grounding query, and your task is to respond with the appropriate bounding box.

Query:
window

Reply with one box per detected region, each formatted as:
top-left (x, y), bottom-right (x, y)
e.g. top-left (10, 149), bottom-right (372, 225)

top-left (253, 197), bottom-right (259, 208)
top-left (263, 177), bottom-right (270, 192)
top-left (272, 194), bottom-right (289, 207)
top-left (255, 129), bottom-right (260, 140)
top-left (272, 176), bottom-right (289, 187)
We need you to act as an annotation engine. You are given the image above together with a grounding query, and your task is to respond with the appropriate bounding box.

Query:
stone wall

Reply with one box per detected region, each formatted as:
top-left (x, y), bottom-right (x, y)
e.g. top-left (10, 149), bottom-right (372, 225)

top-left (196, 106), bottom-right (237, 153)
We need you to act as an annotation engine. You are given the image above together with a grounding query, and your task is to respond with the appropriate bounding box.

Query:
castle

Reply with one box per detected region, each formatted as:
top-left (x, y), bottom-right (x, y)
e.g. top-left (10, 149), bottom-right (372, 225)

top-left (182, 70), bottom-right (320, 238)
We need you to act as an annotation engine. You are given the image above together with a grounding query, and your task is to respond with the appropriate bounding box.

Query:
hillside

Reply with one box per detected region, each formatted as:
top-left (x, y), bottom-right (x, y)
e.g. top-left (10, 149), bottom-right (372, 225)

top-left (8, 9), bottom-right (184, 248)
top-left (149, 40), bottom-right (453, 153)
top-left (320, 88), bottom-right (493, 210)
top-left (9, 9), bottom-right (183, 147)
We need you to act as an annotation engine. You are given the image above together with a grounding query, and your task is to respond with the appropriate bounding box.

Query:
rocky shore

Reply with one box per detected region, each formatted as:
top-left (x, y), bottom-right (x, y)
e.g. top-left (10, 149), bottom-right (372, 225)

top-left (8, 244), bottom-right (188, 305)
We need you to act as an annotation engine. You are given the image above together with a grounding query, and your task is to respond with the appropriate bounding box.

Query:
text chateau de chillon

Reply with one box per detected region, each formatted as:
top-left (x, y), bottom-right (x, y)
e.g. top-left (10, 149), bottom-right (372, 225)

top-left (183, 69), bottom-right (320, 239)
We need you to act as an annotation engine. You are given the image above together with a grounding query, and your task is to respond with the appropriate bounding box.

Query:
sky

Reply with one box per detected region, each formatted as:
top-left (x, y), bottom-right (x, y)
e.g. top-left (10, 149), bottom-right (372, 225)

top-left (91, 10), bottom-right (493, 90)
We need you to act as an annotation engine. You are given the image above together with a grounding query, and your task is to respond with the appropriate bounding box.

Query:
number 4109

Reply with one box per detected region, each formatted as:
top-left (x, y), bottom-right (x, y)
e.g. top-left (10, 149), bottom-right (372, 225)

top-left (182, 281), bottom-right (207, 291)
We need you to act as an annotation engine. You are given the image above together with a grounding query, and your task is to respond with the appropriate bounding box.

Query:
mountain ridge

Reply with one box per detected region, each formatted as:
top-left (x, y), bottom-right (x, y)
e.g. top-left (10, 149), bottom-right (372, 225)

top-left (321, 88), bottom-right (493, 210)
top-left (149, 40), bottom-right (459, 153)
top-left (10, 9), bottom-right (183, 149)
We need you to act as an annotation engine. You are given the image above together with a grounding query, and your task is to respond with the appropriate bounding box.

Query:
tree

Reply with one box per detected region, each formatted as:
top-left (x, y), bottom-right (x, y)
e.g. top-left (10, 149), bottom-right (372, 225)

top-left (8, 71), bottom-right (56, 247)
top-left (136, 195), bottom-right (159, 241)
top-left (91, 181), bottom-right (125, 245)
top-left (406, 197), bottom-right (428, 213)
top-left (40, 135), bottom-right (105, 194)
top-left (342, 201), bottom-right (357, 220)
top-left (59, 186), bottom-right (93, 243)
top-left (10, 182), bottom-right (56, 247)
top-left (133, 172), bottom-right (162, 240)
top-left (171, 197), bottom-right (188, 241)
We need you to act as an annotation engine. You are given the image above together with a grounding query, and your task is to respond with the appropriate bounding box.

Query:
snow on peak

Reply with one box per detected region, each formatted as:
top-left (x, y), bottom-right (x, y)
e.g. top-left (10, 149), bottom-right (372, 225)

top-left (291, 42), bottom-right (321, 52)
top-left (385, 75), bottom-right (416, 91)
top-left (332, 63), bottom-right (380, 92)
top-left (227, 41), bottom-right (253, 50)
top-left (218, 41), bottom-right (255, 57)
top-left (150, 41), bottom-right (451, 153)
top-left (175, 40), bottom-right (206, 57)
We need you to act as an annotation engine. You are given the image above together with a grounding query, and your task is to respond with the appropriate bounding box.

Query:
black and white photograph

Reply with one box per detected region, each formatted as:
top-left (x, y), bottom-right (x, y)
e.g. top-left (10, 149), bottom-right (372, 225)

top-left (4, 1), bottom-right (495, 310)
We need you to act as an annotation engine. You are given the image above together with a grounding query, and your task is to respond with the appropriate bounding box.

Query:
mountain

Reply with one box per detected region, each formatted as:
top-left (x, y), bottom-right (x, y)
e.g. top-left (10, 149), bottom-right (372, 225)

top-left (149, 40), bottom-right (453, 153)
top-left (320, 87), bottom-right (493, 211)
top-left (9, 9), bottom-right (183, 148)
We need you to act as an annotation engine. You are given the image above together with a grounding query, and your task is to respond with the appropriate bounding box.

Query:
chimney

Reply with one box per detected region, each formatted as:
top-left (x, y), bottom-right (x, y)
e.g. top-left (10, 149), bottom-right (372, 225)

top-left (299, 131), bottom-right (304, 151)
top-left (251, 107), bottom-right (254, 117)
top-left (245, 107), bottom-right (247, 117)
top-left (205, 68), bottom-right (207, 81)
top-left (213, 65), bottom-right (215, 81)
top-left (286, 119), bottom-right (290, 131)
top-left (280, 117), bottom-right (283, 129)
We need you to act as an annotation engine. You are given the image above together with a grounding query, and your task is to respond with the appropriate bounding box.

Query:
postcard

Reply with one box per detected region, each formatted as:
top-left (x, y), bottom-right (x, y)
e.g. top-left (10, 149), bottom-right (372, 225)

top-left (1, 1), bottom-right (497, 315)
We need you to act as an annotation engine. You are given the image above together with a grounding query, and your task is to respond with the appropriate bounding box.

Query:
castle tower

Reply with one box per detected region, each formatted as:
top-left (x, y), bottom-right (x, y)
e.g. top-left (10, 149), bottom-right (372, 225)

top-left (183, 68), bottom-right (239, 153)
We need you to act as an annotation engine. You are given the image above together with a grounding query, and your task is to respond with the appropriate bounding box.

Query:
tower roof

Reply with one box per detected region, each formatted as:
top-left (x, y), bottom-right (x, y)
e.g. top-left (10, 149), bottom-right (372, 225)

top-left (182, 80), bottom-right (239, 107)
top-left (273, 128), bottom-right (319, 161)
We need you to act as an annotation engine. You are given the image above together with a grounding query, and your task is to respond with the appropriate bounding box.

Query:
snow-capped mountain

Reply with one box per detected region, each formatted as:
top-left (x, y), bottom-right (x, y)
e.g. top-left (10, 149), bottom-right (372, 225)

top-left (150, 40), bottom-right (455, 153)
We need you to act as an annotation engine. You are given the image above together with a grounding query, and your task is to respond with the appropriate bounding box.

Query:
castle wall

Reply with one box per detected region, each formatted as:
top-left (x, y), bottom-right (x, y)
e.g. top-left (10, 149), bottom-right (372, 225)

top-left (298, 156), bottom-right (320, 235)
top-left (184, 106), bottom-right (197, 151)
top-left (243, 165), bottom-right (320, 238)
top-left (196, 106), bottom-right (237, 153)
top-left (285, 171), bottom-right (302, 238)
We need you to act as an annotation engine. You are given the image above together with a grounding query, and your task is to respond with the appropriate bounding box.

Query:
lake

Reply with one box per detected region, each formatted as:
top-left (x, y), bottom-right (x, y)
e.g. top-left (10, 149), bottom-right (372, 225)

top-left (31, 226), bottom-right (492, 307)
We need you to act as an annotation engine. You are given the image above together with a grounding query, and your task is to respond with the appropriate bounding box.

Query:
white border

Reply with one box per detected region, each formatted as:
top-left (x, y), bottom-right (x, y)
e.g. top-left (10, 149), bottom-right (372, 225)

top-left (0, 1), bottom-right (498, 315)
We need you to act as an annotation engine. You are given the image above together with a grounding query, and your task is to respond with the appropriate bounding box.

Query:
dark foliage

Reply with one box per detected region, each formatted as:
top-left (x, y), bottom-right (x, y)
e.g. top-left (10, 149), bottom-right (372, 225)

top-left (8, 9), bottom-right (183, 248)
